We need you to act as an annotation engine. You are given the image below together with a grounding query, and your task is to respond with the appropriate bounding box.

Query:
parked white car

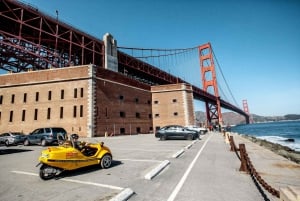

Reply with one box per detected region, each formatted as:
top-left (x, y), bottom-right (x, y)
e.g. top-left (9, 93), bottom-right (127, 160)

top-left (185, 126), bottom-right (208, 135)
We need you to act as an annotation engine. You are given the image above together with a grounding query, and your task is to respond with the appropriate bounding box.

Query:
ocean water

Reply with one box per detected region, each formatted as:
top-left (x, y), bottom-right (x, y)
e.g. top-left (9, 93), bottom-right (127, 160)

top-left (231, 120), bottom-right (300, 152)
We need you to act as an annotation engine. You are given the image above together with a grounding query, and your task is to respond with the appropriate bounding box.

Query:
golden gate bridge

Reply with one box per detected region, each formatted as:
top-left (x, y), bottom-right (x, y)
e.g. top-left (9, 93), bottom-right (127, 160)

top-left (0, 0), bottom-right (250, 124)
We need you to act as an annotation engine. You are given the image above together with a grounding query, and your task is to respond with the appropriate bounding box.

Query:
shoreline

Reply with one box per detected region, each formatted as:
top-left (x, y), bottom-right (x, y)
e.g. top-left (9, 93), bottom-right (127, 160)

top-left (240, 134), bottom-right (300, 164)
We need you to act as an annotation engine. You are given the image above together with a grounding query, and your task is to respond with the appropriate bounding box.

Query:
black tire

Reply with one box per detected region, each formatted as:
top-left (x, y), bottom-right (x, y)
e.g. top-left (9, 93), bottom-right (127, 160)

top-left (39, 164), bottom-right (57, 180)
top-left (160, 135), bottom-right (167, 141)
top-left (24, 139), bottom-right (30, 146)
top-left (41, 139), bottom-right (47, 147)
top-left (5, 140), bottom-right (10, 147)
top-left (187, 134), bottom-right (194, 140)
top-left (100, 154), bottom-right (112, 169)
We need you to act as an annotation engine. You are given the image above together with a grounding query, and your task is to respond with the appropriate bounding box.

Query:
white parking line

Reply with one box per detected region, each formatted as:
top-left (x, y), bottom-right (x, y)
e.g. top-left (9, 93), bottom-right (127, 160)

top-left (116, 158), bottom-right (163, 163)
top-left (167, 134), bottom-right (213, 201)
top-left (11, 170), bottom-right (123, 190)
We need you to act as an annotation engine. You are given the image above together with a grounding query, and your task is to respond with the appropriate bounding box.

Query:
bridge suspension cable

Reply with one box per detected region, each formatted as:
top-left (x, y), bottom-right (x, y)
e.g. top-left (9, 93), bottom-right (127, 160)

top-left (117, 45), bottom-right (199, 83)
top-left (118, 44), bottom-right (240, 109)
top-left (211, 47), bottom-right (240, 108)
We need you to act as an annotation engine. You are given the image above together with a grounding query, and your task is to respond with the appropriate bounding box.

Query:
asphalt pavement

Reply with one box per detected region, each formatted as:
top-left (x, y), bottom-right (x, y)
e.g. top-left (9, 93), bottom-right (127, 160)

top-left (1, 131), bottom-right (299, 201)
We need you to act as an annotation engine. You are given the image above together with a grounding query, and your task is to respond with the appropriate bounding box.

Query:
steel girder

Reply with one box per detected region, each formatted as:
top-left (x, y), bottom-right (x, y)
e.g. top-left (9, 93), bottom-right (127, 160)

top-left (0, 0), bottom-right (104, 72)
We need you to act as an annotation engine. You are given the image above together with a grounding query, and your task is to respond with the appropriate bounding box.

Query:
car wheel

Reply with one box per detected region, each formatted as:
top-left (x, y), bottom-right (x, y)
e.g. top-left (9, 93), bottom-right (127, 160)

top-left (187, 134), bottom-right (194, 140)
top-left (100, 154), bottom-right (112, 169)
top-left (41, 139), bottom-right (47, 147)
top-left (24, 139), bottom-right (30, 146)
top-left (5, 140), bottom-right (10, 147)
top-left (39, 164), bottom-right (58, 180)
top-left (160, 135), bottom-right (167, 141)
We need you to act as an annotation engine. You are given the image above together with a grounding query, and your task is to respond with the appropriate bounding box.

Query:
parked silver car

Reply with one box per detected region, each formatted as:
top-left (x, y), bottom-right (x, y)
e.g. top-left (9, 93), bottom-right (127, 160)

top-left (24, 127), bottom-right (67, 146)
top-left (185, 125), bottom-right (208, 135)
top-left (0, 132), bottom-right (26, 146)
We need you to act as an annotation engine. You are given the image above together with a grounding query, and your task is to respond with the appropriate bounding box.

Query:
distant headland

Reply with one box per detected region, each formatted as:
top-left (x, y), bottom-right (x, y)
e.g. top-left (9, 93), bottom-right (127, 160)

top-left (195, 111), bottom-right (300, 125)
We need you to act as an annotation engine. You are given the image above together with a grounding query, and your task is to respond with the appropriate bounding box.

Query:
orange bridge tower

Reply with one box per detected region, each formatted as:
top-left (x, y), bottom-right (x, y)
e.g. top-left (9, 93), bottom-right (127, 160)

top-left (243, 99), bottom-right (253, 123)
top-left (199, 43), bottom-right (223, 125)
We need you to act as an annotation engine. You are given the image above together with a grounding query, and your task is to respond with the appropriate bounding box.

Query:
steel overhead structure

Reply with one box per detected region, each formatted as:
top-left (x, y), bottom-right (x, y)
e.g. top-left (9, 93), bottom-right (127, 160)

top-left (0, 0), bottom-right (249, 123)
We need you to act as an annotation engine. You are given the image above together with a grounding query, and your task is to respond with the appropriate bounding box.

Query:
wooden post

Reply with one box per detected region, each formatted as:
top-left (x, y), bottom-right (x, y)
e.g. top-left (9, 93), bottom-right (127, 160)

top-left (239, 144), bottom-right (249, 173)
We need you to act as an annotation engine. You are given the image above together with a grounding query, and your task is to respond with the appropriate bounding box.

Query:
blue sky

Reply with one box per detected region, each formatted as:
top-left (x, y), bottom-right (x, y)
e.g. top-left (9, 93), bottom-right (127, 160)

top-left (16, 0), bottom-right (300, 116)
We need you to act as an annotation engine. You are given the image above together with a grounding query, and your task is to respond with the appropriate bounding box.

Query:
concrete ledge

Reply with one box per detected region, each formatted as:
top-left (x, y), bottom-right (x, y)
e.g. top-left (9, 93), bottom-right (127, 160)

top-left (109, 188), bottom-right (134, 201)
top-left (172, 149), bottom-right (185, 158)
top-left (185, 140), bottom-right (197, 149)
top-left (144, 160), bottom-right (170, 180)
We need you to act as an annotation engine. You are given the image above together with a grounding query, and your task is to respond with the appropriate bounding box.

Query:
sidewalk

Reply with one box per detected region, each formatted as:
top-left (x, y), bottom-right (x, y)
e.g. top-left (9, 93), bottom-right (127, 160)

top-left (190, 132), bottom-right (267, 201)
top-left (229, 133), bottom-right (300, 200)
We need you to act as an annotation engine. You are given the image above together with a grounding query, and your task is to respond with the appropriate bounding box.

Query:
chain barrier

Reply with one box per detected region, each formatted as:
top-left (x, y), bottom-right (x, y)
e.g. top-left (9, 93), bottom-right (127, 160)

top-left (228, 134), bottom-right (280, 198)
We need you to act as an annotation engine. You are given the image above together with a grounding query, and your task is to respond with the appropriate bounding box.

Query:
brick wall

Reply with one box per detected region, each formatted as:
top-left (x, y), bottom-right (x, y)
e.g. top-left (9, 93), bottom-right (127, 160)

top-left (0, 66), bottom-right (91, 136)
top-left (151, 83), bottom-right (195, 131)
top-left (94, 68), bottom-right (153, 136)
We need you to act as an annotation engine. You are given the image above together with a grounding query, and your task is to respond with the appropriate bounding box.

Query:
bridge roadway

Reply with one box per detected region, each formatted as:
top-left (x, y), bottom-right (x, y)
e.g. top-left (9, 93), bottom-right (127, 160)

top-left (2, 132), bottom-right (299, 200)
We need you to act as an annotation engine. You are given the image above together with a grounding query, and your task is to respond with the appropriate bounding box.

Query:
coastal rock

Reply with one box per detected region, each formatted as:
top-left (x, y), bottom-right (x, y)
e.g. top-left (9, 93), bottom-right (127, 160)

top-left (241, 135), bottom-right (300, 164)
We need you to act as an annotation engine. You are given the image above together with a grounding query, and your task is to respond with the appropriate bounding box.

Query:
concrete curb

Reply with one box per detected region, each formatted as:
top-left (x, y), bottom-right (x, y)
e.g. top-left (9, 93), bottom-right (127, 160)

top-left (109, 188), bottom-right (134, 201)
top-left (172, 149), bottom-right (185, 158)
top-left (144, 160), bottom-right (170, 180)
top-left (185, 140), bottom-right (197, 150)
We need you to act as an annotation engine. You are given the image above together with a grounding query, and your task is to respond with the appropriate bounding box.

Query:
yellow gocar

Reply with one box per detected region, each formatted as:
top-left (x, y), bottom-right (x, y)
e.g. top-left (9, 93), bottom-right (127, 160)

top-left (38, 139), bottom-right (112, 180)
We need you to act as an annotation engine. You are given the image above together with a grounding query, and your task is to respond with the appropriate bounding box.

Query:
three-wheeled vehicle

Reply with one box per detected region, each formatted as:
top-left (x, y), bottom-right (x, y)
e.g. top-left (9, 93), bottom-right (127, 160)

top-left (37, 134), bottom-right (112, 180)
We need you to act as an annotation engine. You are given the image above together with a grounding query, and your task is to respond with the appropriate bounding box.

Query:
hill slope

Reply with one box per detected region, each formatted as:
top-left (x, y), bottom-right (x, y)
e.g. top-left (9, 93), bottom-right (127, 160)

top-left (195, 111), bottom-right (300, 125)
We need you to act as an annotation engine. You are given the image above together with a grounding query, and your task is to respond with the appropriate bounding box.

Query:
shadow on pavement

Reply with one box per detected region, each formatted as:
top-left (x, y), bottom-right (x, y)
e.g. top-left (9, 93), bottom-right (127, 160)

top-left (55, 160), bottom-right (123, 179)
top-left (0, 148), bottom-right (33, 155)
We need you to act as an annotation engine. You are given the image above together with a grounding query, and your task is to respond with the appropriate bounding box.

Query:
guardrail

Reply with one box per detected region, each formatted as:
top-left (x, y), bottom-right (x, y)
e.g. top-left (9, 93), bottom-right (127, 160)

top-left (227, 133), bottom-right (280, 198)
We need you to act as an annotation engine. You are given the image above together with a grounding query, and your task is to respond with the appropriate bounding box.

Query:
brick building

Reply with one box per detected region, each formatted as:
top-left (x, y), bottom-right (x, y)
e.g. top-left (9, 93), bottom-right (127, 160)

top-left (0, 65), bottom-right (196, 137)
top-left (151, 83), bottom-right (195, 130)
top-left (0, 65), bottom-right (155, 137)
top-left (0, 34), bottom-right (196, 137)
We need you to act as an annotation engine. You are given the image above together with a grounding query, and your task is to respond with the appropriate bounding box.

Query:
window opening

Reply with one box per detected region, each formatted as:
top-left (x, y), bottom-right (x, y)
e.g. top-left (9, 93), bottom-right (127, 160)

top-left (22, 110), bottom-right (26, 121)
top-left (61, 90), bottom-right (64, 99)
top-left (60, 107), bottom-right (64, 119)
top-left (80, 105), bottom-right (83, 117)
top-left (120, 128), bottom-right (125, 134)
top-left (9, 111), bottom-right (13, 122)
top-left (80, 88), bottom-right (84, 97)
top-left (34, 109), bottom-right (38, 120)
top-left (11, 94), bottom-right (15, 104)
top-left (35, 92), bottom-right (39, 102)
top-left (120, 111), bottom-right (126, 118)
top-left (47, 108), bottom-right (51, 119)
top-left (74, 88), bottom-right (78, 98)
top-left (73, 106), bottom-right (77, 117)
top-left (23, 93), bottom-right (27, 103)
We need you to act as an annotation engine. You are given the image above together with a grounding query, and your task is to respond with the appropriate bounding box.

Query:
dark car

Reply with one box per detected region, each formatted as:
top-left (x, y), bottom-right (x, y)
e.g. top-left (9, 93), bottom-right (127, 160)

top-left (24, 127), bottom-right (67, 146)
top-left (155, 125), bottom-right (199, 140)
top-left (0, 132), bottom-right (26, 146)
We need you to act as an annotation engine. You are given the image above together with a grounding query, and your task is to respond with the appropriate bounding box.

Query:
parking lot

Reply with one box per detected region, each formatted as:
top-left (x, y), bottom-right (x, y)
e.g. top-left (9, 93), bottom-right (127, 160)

top-left (0, 133), bottom-right (207, 201)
